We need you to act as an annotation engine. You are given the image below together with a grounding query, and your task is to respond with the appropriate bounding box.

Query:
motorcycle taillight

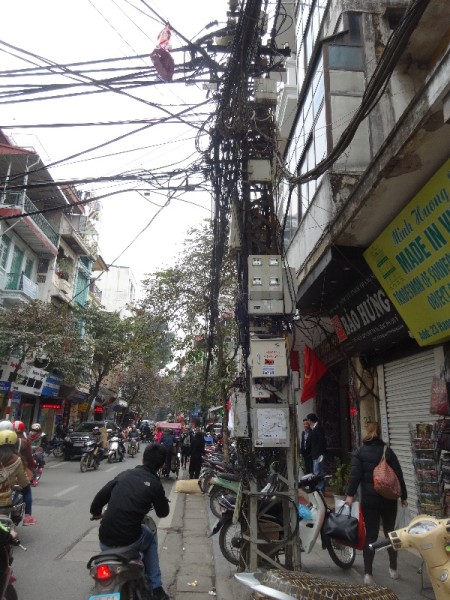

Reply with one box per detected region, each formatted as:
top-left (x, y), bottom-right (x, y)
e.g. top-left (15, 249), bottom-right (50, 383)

top-left (96, 564), bottom-right (112, 580)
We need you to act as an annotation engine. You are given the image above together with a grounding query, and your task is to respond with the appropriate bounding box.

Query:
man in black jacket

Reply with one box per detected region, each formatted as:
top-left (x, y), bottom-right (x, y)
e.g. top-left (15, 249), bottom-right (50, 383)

top-left (307, 413), bottom-right (327, 490)
top-left (300, 418), bottom-right (313, 474)
top-left (90, 443), bottom-right (170, 600)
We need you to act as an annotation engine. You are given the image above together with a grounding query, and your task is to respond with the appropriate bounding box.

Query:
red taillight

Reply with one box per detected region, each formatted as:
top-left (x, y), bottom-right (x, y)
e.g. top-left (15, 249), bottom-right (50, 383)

top-left (96, 564), bottom-right (112, 580)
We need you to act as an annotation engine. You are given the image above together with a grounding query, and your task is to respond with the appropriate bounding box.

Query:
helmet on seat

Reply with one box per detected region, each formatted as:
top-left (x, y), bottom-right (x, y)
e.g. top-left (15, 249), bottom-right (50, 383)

top-left (12, 420), bottom-right (26, 433)
top-left (0, 421), bottom-right (13, 431)
top-left (0, 430), bottom-right (18, 446)
top-left (30, 423), bottom-right (41, 432)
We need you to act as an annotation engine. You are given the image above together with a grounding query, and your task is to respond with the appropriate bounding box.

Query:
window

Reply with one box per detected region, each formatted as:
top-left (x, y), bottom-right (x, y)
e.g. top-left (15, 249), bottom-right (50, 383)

top-left (0, 235), bottom-right (11, 269)
top-left (24, 257), bottom-right (33, 278)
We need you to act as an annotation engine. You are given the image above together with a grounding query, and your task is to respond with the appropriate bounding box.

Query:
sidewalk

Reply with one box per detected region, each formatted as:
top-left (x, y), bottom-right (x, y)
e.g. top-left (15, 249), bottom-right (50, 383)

top-left (159, 478), bottom-right (435, 600)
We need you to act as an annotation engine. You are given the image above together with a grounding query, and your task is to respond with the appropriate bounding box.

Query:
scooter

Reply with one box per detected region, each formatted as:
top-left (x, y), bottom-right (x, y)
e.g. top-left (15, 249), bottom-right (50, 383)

top-left (207, 472), bottom-right (241, 518)
top-left (107, 435), bottom-right (123, 463)
top-left (0, 514), bottom-right (26, 600)
top-left (370, 514), bottom-right (450, 600)
top-left (44, 436), bottom-right (64, 458)
top-left (128, 437), bottom-right (138, 458)
top-left (80, 440), bottom-right (102, 473)
top-left (87, 514), bottom-right (156, 599)
top-left (31, 447), bottom-right (45, 487)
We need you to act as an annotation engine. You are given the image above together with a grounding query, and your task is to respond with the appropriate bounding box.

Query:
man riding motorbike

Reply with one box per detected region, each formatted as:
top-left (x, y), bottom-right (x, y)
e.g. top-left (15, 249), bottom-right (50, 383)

top-left (12, 420), bottom-right (37, 525)
top-left (90, 443), bottom-right (170, 600)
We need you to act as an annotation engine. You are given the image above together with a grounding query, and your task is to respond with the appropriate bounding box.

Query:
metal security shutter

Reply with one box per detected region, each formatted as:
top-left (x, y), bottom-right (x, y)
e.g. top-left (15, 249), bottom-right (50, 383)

top-left (383, 350), bottom-right (439, 515)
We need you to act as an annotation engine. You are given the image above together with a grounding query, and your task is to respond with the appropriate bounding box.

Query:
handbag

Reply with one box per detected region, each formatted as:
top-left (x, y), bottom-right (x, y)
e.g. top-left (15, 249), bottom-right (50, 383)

top-left (373, 445), bottom-right (401, 500)
top-left (334, 499), bottom-right (366, 550)
top-left (323, 504), bottom-right (359, 546)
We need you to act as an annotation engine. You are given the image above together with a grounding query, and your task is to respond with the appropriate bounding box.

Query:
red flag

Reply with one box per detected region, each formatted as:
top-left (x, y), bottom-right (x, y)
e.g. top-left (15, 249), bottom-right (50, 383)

top-left (300, 345), bottom-right (327, 403)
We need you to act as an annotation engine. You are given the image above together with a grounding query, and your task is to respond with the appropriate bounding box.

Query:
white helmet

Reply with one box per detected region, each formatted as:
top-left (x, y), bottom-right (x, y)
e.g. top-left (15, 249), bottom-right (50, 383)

top-left (0, 420), bottom-right (14, 431)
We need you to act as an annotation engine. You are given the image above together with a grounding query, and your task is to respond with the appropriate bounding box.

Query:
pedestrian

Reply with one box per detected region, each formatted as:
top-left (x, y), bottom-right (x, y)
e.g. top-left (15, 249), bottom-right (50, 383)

top-left (300, 417), bottom-right (313, 474)
top-left (180, 428), bottom-right (191, 469)
top-left (161, 429), bottom-right (175, 476)
top-left (189, 428), bottom-right (205, 480)
top-left (345, 421), bottom-right (408, 586)
top-left (90, 443), bottom-right (170, 600)
top-left (306, 413), bottom-right (326, 490)
top-left (12, 420), bottom-right (38, 525)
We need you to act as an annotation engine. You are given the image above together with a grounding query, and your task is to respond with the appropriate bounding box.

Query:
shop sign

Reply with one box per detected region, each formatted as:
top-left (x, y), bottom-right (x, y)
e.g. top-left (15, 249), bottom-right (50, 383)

top-left (1, 361), bottom-right (48, 396)
top-left (364, 159), bottom-right (450, 346)
top-left (41, 374), bottom-right (62, 398)
top-left (41, 402), bottom-right (62, 410)
top-left (0, 381), bottom-right (10, 393)
top-left (329, 273), bottom-right (409, 354)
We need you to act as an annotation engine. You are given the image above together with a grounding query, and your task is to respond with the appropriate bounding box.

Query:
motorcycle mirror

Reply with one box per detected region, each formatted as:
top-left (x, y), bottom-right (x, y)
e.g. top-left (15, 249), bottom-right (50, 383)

top-left (317, 455), bottom-right (324, 463)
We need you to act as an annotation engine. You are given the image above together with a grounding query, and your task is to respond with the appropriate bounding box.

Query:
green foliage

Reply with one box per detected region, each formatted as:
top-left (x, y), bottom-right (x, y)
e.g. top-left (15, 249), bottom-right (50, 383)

top-left (329, 457), bottom-right (352, 496)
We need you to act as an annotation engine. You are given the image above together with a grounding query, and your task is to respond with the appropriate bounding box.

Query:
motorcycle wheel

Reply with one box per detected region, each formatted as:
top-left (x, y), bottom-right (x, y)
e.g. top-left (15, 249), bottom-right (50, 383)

top-left (209, 486), bottom-right (230, 519)
top-left (108, 454), bottom-right (114, 464)
top-left (129, 446), bottom-right (136, 458)
top-left (218, 518), bottom-right (244, 566)
top-left (53, 445), bottom-right (64, 458)
top-left (80, 455), bottom-right (89, 473)
top-left (93, 457), bottom-right (99, 470)
top-left (3, 584), bottom-right (18, 600)
top-left (326, 537), bottom-right (356, 569)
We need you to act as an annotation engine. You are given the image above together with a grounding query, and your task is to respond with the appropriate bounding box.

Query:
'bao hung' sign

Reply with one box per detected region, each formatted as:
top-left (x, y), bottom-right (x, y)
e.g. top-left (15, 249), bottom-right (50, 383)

top-left (364, 158), bottom-right (450, 346)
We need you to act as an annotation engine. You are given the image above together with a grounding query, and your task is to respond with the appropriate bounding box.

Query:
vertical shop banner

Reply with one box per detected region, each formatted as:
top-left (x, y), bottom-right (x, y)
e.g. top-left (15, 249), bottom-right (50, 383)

top-left (364, 159), bottom-right (450, 346)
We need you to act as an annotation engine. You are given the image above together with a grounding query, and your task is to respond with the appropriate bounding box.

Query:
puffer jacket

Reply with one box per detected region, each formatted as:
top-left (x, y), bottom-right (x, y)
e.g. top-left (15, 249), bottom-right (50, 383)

top-left (346, 438), bottom-right (407, 505)
top-left (0, 454), bottom-right (29, 507)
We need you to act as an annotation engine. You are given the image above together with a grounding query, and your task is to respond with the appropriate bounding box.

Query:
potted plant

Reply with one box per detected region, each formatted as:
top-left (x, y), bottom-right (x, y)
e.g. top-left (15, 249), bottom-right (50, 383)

top-left (329, 457), bottom-right (351, 497)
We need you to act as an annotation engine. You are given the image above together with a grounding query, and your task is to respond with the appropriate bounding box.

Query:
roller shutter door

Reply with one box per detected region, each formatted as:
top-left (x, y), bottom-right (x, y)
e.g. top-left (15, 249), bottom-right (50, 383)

top-left (383, 350), bottom-right (439, 515)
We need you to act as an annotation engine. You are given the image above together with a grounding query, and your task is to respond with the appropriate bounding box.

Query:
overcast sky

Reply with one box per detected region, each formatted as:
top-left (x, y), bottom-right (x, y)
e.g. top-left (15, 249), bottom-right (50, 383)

top-left (0, 0), bottom-right (229, 289)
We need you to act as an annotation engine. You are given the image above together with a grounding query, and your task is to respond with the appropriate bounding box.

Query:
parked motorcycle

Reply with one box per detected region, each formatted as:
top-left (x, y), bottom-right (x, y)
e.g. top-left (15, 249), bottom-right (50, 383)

top-left (30, 447), bottom-right (45, 487)
top-left (107, 435), bottom-right (123, 463)
top-left (80, 440), bottom-right (102, 473)
top-left (87, 513), bottom-right (156, 599)
top-left (0, 513), bottom-right (26, 600)
top-left (207, 472), bottom-right (241, 518)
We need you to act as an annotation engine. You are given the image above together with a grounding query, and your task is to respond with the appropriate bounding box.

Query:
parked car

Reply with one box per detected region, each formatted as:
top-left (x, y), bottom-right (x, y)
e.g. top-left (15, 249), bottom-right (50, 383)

top-left (63, 420), bottom-right (118, 460)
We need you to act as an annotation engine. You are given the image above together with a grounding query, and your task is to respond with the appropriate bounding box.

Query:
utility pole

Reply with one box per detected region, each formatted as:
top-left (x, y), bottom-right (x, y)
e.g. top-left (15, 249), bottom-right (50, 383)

top-left (207, 0), bottom-right (301, 571)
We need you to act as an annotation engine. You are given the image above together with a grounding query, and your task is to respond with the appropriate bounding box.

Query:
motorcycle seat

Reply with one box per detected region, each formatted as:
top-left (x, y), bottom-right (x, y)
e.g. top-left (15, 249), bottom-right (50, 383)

top-left (87, 546), bottom-right (141, 567)
top-left (217, 472), bottom-right (240, 482)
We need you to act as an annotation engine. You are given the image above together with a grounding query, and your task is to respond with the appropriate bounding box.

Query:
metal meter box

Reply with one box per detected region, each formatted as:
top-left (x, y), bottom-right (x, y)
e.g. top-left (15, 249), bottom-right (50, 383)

top-left (248, 255), bottom-right (283, 300)
top-left (251, 405), bottom-right (290, 447)
top-left (254, 78), bottom-right (277, 105)
top-left (247, 159), bottom-right (272, 182)
top-left (249, 338), bottom-right (288, 378)
top-left (248, 299), bottom-right (284, 315)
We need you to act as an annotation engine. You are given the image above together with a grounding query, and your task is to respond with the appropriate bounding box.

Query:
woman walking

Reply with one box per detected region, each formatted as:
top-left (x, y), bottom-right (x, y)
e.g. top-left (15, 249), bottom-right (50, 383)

top-left (189, 429), bottom-right (205, 479)
top-left (345, 421), bottom-right (407, 585)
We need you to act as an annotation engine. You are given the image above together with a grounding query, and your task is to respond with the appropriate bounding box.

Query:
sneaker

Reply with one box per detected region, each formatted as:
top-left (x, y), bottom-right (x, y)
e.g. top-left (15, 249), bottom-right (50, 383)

top-left (152, 586), bottom-right (170, 600)
top-left (364, 574), bottom-right (374, 585)
top-left (389, 568), bottom-right (399, 579)
top-left (23, 515), bottom-right (37, 526)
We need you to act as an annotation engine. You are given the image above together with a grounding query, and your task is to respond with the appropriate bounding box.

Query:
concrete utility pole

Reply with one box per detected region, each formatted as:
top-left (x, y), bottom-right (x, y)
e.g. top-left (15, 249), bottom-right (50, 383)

top-left (208, 0), bottom-right (301, 571)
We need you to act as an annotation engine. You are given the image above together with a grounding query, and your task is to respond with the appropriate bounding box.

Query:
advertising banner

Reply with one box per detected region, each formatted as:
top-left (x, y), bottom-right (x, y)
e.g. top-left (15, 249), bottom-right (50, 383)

top-left (364, 159), bottom-right (450, 346)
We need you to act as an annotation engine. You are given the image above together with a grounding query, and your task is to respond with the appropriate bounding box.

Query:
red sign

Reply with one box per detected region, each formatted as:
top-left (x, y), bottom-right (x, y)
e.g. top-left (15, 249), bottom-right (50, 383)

top-left (94, 406), bottom-right (104, 413)
top-left (41, 403), bottom-right (62, 410)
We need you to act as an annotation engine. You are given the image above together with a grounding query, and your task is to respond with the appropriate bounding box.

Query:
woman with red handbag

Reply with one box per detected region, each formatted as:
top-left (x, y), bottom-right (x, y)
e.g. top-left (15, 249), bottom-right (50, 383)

top-left (345, 422), bottom-right (408, 586)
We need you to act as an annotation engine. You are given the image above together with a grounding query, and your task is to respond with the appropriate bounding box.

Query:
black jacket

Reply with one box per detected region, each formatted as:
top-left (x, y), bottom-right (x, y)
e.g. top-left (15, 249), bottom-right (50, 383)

top-left (90, 464), bottom-right (169, 547)
top-left (300, 430), bottom-right (311, 458)
top-left (309, 423), bottom-right (326, 459)
top-left (346, 438), bottom-right (407, 505)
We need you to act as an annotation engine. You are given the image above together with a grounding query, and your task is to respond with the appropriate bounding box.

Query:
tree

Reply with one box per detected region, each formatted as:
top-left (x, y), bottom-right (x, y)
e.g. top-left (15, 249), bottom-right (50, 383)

top-left (0, 300), bottom-right (89, 385)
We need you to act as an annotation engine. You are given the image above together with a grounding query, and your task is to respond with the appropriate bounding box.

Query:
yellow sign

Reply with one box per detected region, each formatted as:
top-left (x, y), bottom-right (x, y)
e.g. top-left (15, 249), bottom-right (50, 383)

top-left (364, 159), bottom-right (450, 346)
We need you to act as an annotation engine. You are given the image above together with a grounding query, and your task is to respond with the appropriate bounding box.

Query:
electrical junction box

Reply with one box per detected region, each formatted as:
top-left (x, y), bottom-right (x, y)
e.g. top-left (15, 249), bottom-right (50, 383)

top-left (248, 255), bottom-right (283, 300)
top-left (247, 159), bottom-right (272, 182)
top-left (254, 78), bottom-right (277, 105)
top-left (249, 337), bottom-right (288, 378)
top-left (252, 383), bottom-right (271, 399)
top-left (251, 405), bottom-right (290, 447)
top-left (248, 299), bottom-right (284, 315)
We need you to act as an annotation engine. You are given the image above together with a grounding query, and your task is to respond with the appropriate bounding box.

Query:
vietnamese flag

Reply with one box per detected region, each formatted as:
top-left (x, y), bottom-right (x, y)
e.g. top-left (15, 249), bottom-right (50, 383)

top-left (300, 345), bottom-right (328, 403)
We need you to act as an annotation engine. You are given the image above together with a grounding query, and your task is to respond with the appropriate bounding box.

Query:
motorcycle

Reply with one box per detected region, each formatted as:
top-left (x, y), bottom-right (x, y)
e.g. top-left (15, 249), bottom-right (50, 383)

top-left (44, 436), bottom-right (64, 458)
top-left (128, 437), bottom-right (138, 458)
top-left (161, 447), bottom-right (180, 480)
top-left (87, 513), bottom-right (156, 599)
top-left (30, 447), bottom-right (45, 487)
top-left (80, 440), bottom-right (102, 473)
top-left (107, 435), bottom-right (123, 463)
top-left (207, 472), bottom-right (241, 518)
top-left (0, 513), bottom-right (26, 600)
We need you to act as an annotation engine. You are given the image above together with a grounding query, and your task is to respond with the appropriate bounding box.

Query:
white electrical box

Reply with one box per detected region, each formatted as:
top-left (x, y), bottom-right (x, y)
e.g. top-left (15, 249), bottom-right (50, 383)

top-left (251, 405), bottom-right (290, 447)
top-left (251, 383), bottom-right (271, 398)
top-left (249, 337), bottom-right (288, 378)
top-left (248, 299), bottom-right (284, 315)
top-left (248, 255), bottom-right (283, 300)
top-left (254, 78), bottom-right (277, 104)
top-left (247, 159), bottom-right (272, 182)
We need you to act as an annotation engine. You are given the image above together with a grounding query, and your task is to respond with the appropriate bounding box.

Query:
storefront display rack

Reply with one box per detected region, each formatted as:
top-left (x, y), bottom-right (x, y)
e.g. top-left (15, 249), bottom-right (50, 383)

top-left (410, 421), bottom-right (447, 517)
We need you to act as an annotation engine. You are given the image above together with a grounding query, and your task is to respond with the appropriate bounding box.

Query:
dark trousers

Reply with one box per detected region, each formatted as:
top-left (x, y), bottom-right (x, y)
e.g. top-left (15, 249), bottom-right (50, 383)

top-left (189, 454), bottom-right (202, 479)
top-left (362, 500), bottom-right (398, 575)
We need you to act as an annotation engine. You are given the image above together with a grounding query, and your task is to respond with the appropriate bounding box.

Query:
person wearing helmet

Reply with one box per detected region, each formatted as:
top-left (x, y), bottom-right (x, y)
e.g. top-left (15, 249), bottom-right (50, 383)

top-left (28, 423), bottom-right (48, 451)
top-left (91, 426), bottom-right (106, 464)
top-left (0, 421), bottom-right (14, 431)
top-left (12, 421), bottom-right (37, 526)
top-left (0, 430), bottom-right (30, 520)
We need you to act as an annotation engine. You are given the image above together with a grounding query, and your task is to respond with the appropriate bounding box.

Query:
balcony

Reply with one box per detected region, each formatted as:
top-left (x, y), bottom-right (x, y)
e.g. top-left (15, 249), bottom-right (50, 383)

top-left (89, 281), bottom-right (102, 304)
top-left (0, 191), bottom-right (59, 256)
top-left (59, 214), bottom-right (98, 258)
top-left (0, 272), bottom-right (39, 306)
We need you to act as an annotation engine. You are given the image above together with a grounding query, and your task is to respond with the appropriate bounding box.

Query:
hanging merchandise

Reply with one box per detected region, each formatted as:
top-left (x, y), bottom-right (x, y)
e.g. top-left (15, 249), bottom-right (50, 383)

top-left (430, 376), bottom-right (450, 416)
top-left (150, 22), bottom-right (175, 82)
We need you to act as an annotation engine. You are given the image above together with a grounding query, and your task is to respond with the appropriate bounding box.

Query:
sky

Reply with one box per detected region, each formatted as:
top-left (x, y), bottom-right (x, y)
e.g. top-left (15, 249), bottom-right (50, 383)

top-left (0, 0), bottom-right (229, 290)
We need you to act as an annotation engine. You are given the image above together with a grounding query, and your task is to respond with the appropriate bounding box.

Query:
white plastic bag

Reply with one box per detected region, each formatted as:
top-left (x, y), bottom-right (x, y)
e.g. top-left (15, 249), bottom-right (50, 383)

top-left (395, 501), bottom-right (411, 529)
top-left (335, 496), bottom-right (360, 519)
